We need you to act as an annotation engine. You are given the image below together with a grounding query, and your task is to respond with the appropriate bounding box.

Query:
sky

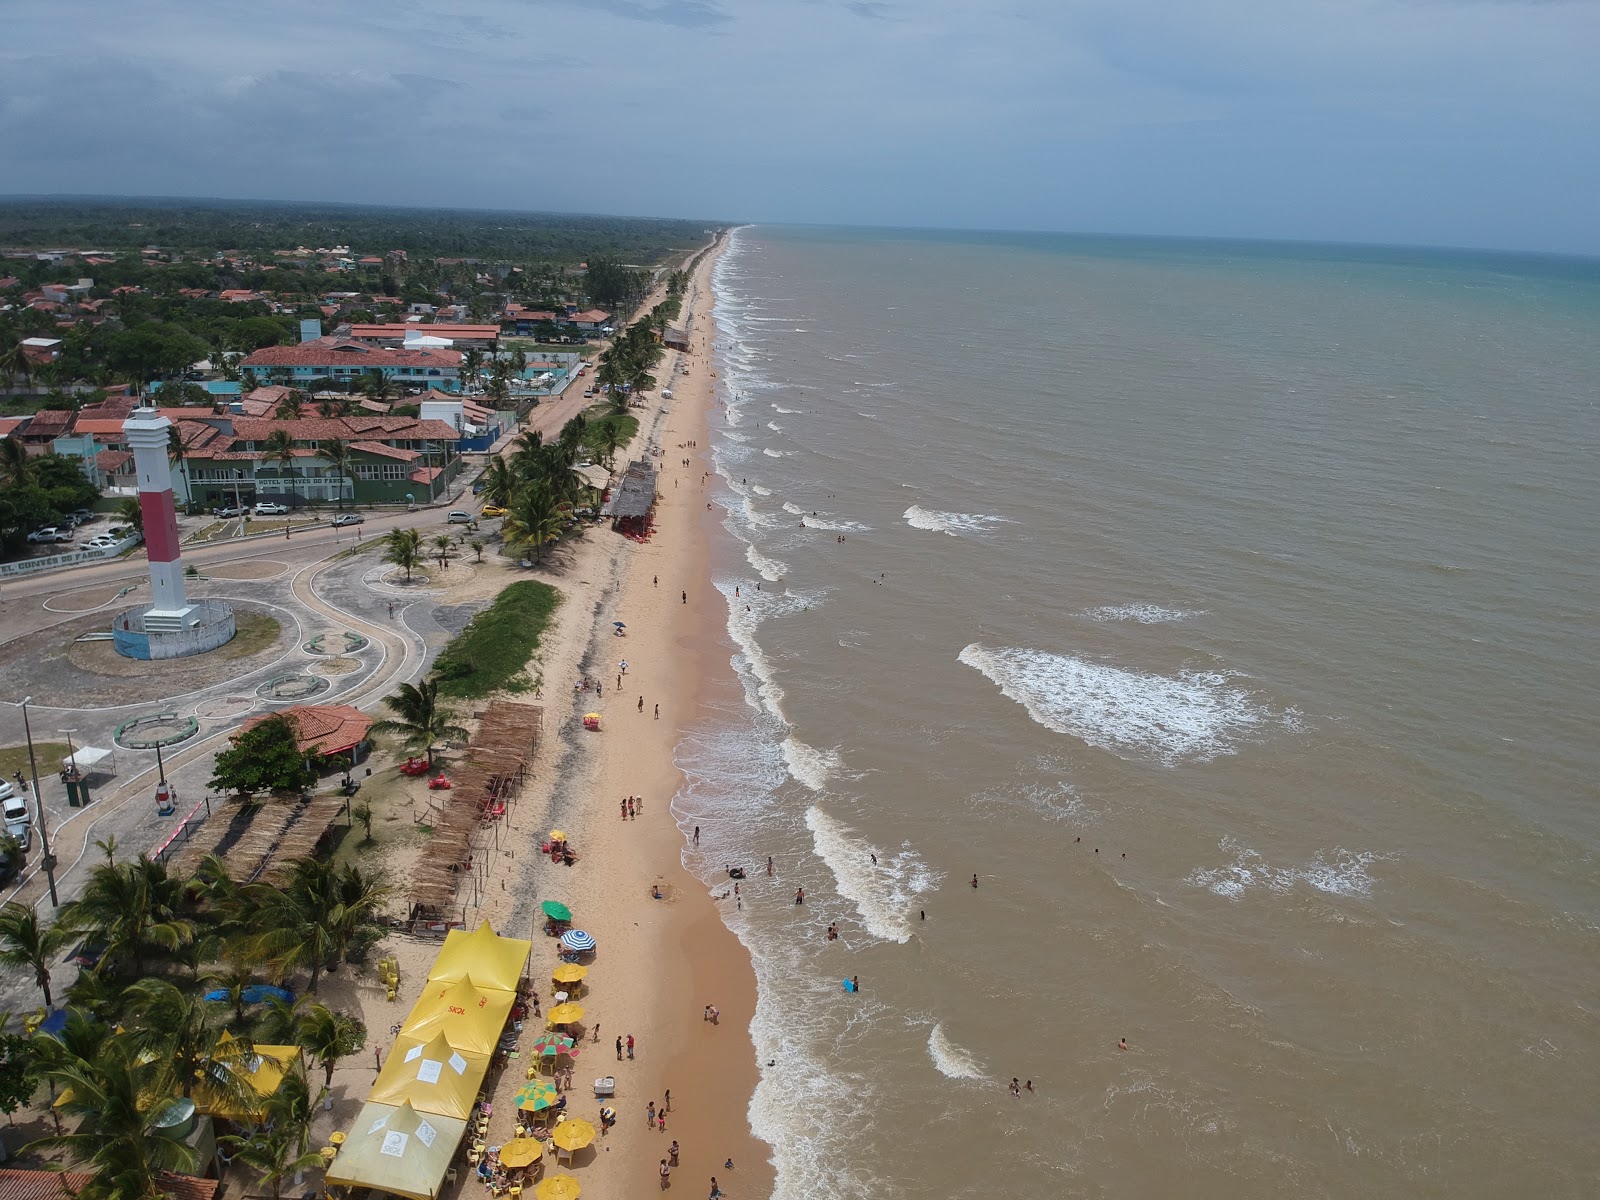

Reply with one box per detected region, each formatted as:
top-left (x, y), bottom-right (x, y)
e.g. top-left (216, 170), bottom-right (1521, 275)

top-left (3, 0), bottom-right (1598, 255)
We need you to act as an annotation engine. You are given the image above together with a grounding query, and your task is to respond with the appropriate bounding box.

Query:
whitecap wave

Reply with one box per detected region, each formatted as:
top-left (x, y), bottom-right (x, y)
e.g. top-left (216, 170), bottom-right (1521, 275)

top-left (903, 505), bottom-right (1010, 536)
top-left (745, 544), bottom-right (788, 582)
top-left (767, 421), bottom-right (782, 432)
top-left (1085, 604), bottom-right (1204, 624)
top-left (958, 644), bottom-right (1281, 764)
top-left (751, 484), bottom-right (772, 496)
top-left (782, 737), bottom-right (841, 792)
top-left (1187, 837), bottom-right (1383, 900)
top-left (764, 448), bottom-right (788, 458)
top-left (804, 806), bottom-right (940, 944)
top-left (772, 405), bottom-right (801, 414)
top-left (927, 1024), bottom-right (987, 1080)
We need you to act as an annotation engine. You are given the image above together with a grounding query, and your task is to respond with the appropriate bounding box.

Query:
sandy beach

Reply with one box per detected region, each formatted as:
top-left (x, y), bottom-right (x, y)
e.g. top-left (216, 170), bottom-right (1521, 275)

top-left (313, 235), bottom-right (773, 1200)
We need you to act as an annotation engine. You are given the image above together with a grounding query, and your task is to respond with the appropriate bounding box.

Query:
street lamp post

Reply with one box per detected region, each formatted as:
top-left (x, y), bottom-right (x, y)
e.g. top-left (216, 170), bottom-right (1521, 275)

top-left (17, 698), bottom-right (59, 906)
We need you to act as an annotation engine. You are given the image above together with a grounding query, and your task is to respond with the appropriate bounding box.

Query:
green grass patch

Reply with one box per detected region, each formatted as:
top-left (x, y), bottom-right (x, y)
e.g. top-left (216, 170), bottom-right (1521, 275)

top-left (218, 612), bottom-right (282, 659)
top-left (433, 580), bottom-right (562, 699)
top-left (0, 743), bottom-right (71, 782)
top-left (504, 339), bottom-right (599, 359)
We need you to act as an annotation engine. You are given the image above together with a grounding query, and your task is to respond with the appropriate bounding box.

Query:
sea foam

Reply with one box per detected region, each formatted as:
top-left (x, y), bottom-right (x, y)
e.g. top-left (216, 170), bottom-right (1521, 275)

top-left (1187, 837), bottom-right (1383, 900)
top-left (927, 1024), bottom-right (987, 1080)
top-left (804, 806), bottom-right (940, 944)
top-left (1085, 604), bottom-right (1205, 624)
top-left (958, 644), bottom-right (1279, 764)
top-left (903, 505), bottom-right (1010, 536)
top-left (782, 737), bottom-right (842, 792)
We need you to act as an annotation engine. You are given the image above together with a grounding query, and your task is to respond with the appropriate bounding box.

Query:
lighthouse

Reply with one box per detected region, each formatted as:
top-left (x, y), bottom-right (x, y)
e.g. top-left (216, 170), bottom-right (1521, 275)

top-left (121, 407), bottom-right (196, 629)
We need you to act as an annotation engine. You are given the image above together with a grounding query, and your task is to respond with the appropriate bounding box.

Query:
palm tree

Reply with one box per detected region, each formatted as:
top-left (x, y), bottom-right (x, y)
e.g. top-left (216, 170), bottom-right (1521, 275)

top-left (314, 439), bottom-right (355, 508)
top-left (94, 835), bottom-right (120, 866)
top-left (262, 429), bottom-right (296, 500)
top-left (0, 900), bottom-right (67, 1007)
top-left (382, 527), bottom-right (422, 582)
top-left (371, 679), bottom-right (468, 767)
top-left (0, 338), bottom-right (33, 390)
top-left (296, 1002), bottom-right (367, 1089)
top-left (29, 1036), bottom-right (198, 1200)
top-left (431, 533), bottom-right (451, 568)
top-left (594, 416), bottom-right (628, 468)
top-left (219, 1060), bottom-right (324, 1200)
top-left (461, 349), bottom-right (485, 392)
top-left (469, 537), bottom-right (485, 562)
top-left (361, 371), bottom-right (393, 404)
top-left (316, 394), bottom-right (348, 419)
top-left (121, 977), bottom-right (259, 1109)
top-left (116, 495), bottom-right (144, 534)
top-left (167, 424), bottom-right (198, 511)
top-left (479, 455), bottom-right (517, 507)
top-left (240, 858), bottom-right (390, 992)
top-left (60, 856), bottom-right (194, 977)
top-left (502, 481), bottom-right (563, 564)
top-left (274, 392), bottom-right (304, 419)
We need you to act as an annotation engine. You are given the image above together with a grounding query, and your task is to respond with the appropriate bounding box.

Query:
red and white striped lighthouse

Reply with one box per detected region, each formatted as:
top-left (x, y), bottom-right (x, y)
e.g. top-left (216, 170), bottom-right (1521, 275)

top-left (121, 406), bottom-right (195, 627)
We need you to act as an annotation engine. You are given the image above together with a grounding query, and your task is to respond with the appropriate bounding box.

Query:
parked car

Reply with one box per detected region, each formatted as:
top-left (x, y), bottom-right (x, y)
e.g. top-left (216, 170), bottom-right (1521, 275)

top-left (0, 845), bottom-right (19, 887)
top-left (3, 789), bottom-right (31, 850)
top-left (446, 510), bottom-right (472, 524)
top-left (331, 513), bottom-right (364, 527)
top-left (84, 536), bottom-right (120, 550)
top-left (212, 505), bottom-right (244, 518)
top-left (27, 527), bottom-right (72, 543)
top-left (253, 502), bottom-right (290, 516)
top-left (481, 504), bottom-right (507, 518)
top-left (583, 387), bottom-right (593, 397)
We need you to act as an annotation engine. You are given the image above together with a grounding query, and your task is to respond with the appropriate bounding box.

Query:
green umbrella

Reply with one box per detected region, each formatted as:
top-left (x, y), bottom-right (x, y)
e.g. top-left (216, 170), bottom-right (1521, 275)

top-left (542, 900), bottom-right (573, 922)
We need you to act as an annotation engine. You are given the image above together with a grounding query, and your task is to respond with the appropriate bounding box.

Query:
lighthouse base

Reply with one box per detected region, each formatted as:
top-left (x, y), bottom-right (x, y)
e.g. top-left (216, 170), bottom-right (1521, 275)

top-left (112, 601), bottom-right (236, 660)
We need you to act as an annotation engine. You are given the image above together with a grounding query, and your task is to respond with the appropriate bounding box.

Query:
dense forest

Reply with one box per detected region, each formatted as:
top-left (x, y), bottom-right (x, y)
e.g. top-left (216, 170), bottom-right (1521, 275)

top-left (0, 196), bottom-right (717, 262)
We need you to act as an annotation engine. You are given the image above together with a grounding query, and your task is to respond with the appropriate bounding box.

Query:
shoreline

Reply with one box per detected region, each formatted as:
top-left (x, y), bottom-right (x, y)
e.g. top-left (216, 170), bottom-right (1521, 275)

top-left (423, 235), bottom-right (774, 1199)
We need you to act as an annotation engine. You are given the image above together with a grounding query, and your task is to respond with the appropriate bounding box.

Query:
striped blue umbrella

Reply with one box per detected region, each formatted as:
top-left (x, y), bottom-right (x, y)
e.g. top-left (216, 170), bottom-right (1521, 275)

top-left (560, 929), bottom-right (596, 953)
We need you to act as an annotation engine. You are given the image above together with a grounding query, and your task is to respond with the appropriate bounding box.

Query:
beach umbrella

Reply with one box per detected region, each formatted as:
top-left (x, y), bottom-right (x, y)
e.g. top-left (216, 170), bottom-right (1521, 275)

top-left (551, 964), bottom-right (587, 984)
top-left (499, 1138), bottom-right (544, 1168)
top-left (551, 1119), bottom-right (596, 1154)
top-left (535, 1176), bottom-right (581, 1200)
top-left (541, 901), bottom-right (573, 922)
top-left (612, 621), bottom-right (625, 629)
top-left (546, 1003), bottom-right (585, 1025)
top-left (560, 930), bottom-right (596, 954)
top-left (548, 831), bottom-right (567, 844)
top-left (515, 1081), bottom-right (560, 1112)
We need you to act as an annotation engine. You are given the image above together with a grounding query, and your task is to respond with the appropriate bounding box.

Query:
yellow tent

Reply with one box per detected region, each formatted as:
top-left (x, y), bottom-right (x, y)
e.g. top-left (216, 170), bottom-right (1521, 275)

top-left (325, 1100), bottom-right (467, 1200)
top-left (427, 920), bottom-right (532, 994)
top-left (368, 1030), bottom-right (489, 1120)
top-left (401, 974), bottom-right (514, 1056)
top-left (193, 1035), bottom-right (305, 1119)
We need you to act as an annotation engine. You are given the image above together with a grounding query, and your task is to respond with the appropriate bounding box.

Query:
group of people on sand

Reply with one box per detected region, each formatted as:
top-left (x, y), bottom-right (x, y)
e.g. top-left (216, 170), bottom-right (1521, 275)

top-left (620, 794), bottom-right (644, 819)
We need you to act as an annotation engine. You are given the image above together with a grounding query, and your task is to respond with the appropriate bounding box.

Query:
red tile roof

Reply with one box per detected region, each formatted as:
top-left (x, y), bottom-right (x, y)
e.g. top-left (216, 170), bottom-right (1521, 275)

top-left (96, 448), bottom-right (134, 472)
top-left (570, 309), bottom-right (610, 324)
top-left (348, 440), bottom-right (419, 461)
top-left (0, 1170), bottom-right (217, 1200)
top-left (241, 337), bottom-right (462, 369)
top-left (240, 705), bottom-right (372, 755)
top-left (411, 466), bottom-right (443, 483)
top-left (230, 415), bottom-right (460, 442)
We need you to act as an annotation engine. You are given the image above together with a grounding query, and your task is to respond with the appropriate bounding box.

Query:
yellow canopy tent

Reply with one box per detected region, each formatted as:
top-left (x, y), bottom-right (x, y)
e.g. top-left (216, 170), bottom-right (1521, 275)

top-left (401, 974), bottom-right (514, 1056)
top-left (427, 920), bottom-right (533, 994)
top-left (325, 1099), bottom-right (467, 1200)
top-left (368, 1030), bottom-right (489, 1120)
top-left (192, 1034), bottom-right (305, 1120)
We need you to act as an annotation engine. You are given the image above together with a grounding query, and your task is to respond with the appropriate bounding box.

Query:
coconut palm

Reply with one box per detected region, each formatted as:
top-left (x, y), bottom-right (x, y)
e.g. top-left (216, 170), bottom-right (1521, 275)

top-left (502, 481), bottom-right (564, 564)
top-left (382, 527), bottom-right (422, 581)
top-left (0, 900), bottom-right (67, 1007)
top-left (121, 977), bottom-right (259, 1109)
top-left (0, 338), bottom-right (33, 390)
top-left (60, 856), bottom-right (194, 977)
top-left (274, 392), bottom-right (304, 419)
top-left (593, 415), bottom-right (629, 469)
top-left (361, 370), bottom-right (393, 404)
top-left (166, 424), bottom-right (197, 510)
top-left (296, 1002), bottom-right (367, 1089)
top-left (116, 495), bottom-right (144, 534)
top-left (28, 1036), bottom-right (198, 1200)
top-left (479, 455), bottom-right (517, 508)
top-left (314, 439), bottom-right (355, 507)
top-left (218, 1061), bottom-right (324, 1200)
top-left (371, 679), bottom-right (468, 767)
top-left (0, 435), bottom-right (33, 487)
top-left (241, 859), bottom-right (390, 993)
top-left (262, 428), bottom-right (296, 497)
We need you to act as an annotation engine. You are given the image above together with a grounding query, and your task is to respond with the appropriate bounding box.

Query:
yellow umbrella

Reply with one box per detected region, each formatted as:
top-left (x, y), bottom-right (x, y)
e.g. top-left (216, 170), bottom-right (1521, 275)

top-left (551, 1119), bottom-right (595, 1153)
top-left (499, 1138), bottom-right (544, 1169)
top-left (535, 1176), bottom-right (582, 1200)
top-left (546, 1002), bottom-right (585, 1025)
top-left (549, 830), bottom-right (567, 843)
top-left (551, 964), bottom-right (588, 984)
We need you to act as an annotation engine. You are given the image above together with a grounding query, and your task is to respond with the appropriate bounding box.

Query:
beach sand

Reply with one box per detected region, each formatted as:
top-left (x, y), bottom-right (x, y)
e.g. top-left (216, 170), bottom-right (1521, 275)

top-left (315, 237), bottom-right (772, 1200)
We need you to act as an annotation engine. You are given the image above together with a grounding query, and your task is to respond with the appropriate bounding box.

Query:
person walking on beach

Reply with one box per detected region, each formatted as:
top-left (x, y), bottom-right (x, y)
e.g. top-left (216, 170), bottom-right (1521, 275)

top-left (682, 591), bottom-right (688, 604)
top-left (669, 1140), bottom-right (680, 1166)
top-left (795, 887), bottom-right (805, 905)
top-left (639, 696), bottom-right (645, 712)
top-left (655, 703), bottom-right (660, 719)
top-left (664, 1089), bottom-right (671, 1112)
top-left (694, 826), bottom-right (701, 846)
top-left (627, 1034), bottom-right (636, 1060)
top-left (709, 1178), bottom-right (721, 1199)
top-left (660, 1159), bottom-right (671, 1189)
top-left (972, 874), bottom-right (979, 889)
top-left (647, 1101), bottom-right (656, 1129)
top-left (766, 856), bottom-right (773, 876)
top-left (616, 1036), bottom-right (623, 1061)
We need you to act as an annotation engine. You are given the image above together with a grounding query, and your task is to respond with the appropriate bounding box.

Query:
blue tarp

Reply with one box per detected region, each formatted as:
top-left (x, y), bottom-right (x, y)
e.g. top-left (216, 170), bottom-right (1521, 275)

top-left (203, 984), bottom-right (295, 1005)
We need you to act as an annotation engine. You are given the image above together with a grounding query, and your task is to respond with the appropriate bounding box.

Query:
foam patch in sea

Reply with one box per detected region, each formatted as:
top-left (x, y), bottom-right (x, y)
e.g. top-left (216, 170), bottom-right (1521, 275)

top-left (1186, 837), bottom-right (1384, 900)
top-left (958, 643), bottom-right (1282, 764)
top-left (804, 805), bottom-right (941, 943)
top-left (926, 1023), bottom-right (988, 1080)
top-left (903, 505), bottom-right (1011, 536)
top-left (782, 737), bottom-right (843, 792)
top-left (1085, 604), bottom-right (1205, 624)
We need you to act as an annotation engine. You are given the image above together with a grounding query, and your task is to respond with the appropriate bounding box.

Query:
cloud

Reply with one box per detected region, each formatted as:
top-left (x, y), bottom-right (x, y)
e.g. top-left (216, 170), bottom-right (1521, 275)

top-left (1, 0), bottom-right (1597, 253)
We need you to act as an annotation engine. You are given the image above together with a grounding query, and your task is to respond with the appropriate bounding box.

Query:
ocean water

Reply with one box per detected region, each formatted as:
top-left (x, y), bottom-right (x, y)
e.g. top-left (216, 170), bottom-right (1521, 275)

top-left (671, 226), bottom-right (1600, 1199)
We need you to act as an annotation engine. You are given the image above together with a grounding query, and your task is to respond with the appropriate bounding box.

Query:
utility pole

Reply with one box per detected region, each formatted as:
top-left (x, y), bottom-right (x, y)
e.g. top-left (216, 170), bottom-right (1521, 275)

top-left (17, 698), bottom-right (59, 906)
